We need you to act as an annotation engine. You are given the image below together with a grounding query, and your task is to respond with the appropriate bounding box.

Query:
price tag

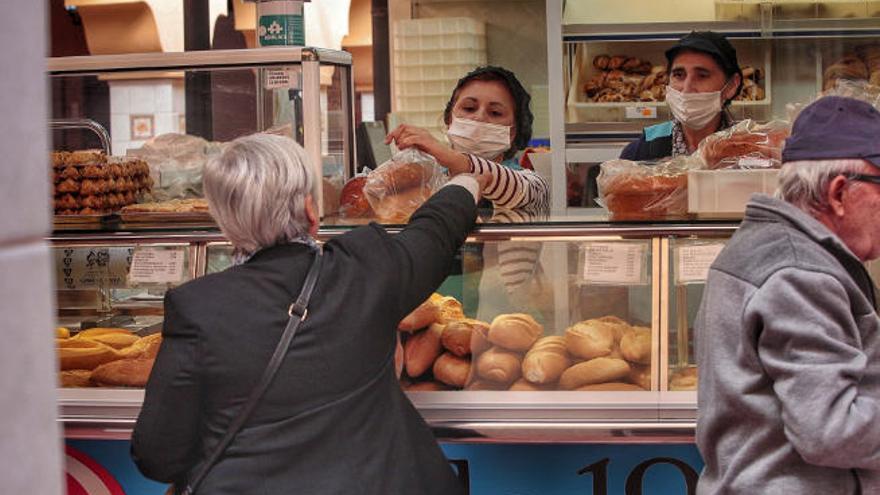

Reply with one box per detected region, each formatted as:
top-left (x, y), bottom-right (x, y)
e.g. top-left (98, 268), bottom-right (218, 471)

top-left (676, 243), bottom-right (725, 284)
top-left (625, 106), bottom-right (658, 119)
top-left (128, 247), bottom-right (186, 284)
top-left (265, 69), bottom-right (299, 89)
top-left (581, 242), bottom-right (647, 285)
top-left (737, 157), bottom-right (772, 169)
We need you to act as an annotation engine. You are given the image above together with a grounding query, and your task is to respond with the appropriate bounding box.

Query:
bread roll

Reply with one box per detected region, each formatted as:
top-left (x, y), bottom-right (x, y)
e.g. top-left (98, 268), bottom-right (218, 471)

top-left (577, 382), bottom-right (646, 392)
top-left (441, 319), bottom-right (489, 357)
top-left (465, 379), bottom-right (507, 391)
top-left (398, 298), bottom-right (439, 332)
top-left (620, 326), bottom-right (652, 365)
top-left (404, 323), bottom-right (444, 377)
top-left (58, 339), bottom-right (121, 371)
top-left (628, 364), bottom-right (652, 390)
top-left (432, 352), bottom-right (471, 388)
top-left (59, 370), bottom-right (93, 388)
top-left (476, 347), bottom-right (522, 384)
top-left (90, 358), bottom-right (155, 387)
top-left (522, 336), bottom-right (570, 384)
top-left (435, 296), bottom-right (465, 324)
top-left (559, 357), bottom-right (631, 390)
top-left (593, 54), bottom-right (611, 70)
top-left (509, 378), bottom-right (554, 391)
top-left (565, 320), bottom-right (616, 360)
top-left (76, 327), bottom-right (139, 349)
top-left (56, 327), bottom-right (70, 339)
top-left (670, 366), bottom-right (698, 391)
top-left (488, 313), bottom-right (543, 352)
top-left (405, 381), bottom-right (448, 392)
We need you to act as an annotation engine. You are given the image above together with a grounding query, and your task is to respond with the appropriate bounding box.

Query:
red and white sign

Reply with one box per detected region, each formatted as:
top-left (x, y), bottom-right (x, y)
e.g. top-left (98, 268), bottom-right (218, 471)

top-left (66, 445), bottom-right (126, 495)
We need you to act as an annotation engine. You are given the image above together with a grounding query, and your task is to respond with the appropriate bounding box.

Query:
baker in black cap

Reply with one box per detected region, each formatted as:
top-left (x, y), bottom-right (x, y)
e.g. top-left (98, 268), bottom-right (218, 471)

top-left (695, 95), bottom-right (880, 494)
top-left (620, 31), bottom-right (743, 161)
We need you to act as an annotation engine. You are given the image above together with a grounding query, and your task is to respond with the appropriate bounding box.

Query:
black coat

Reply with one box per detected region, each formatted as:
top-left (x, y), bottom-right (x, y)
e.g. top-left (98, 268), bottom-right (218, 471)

top-left (619, 121), bottom-right (674, 162)
top-left (131, 185), bottom-right (476, 495)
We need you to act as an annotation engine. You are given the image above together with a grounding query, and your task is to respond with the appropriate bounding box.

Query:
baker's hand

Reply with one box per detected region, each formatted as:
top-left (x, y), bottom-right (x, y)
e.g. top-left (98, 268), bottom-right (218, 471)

top-left (385, 124), bottom-right (470, 175)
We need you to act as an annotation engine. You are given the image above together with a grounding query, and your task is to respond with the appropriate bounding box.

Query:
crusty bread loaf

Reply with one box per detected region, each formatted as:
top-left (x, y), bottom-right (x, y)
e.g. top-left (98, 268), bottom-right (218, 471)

top-left (603, 173), bottom-right (688, 221)
top-left (620, 326), bottom-right (652, 365)
top-left (522, 336), bottom-right (570, 384)
top-left (475, 347), bottom-right (522, 384)
top-left (628, 364), bottom-right (652, 390)
top-left (670, 366), bottom-right (698, 391)
top-left (120, 333), bottom-right (162, 360)
top-left (441, 319), bottom-right (489, 357)
top-left (59, 369), bottom-right (94, 388)
top-left (398, 298), bottom-right (439, 332)
top-left (373, 185), bottom-right (433, 223)
top-left (339, 176), bottom-right (373, 218)
top-left (509, 378), bottom-right (555, 391)
top-left (435, 295), bottom-right (465, 324)
top-left (488, 313), bottom-right (543, 352)
top-left (432, 352), bottom-right (472, 388)
top-left (564, 320), bottom-right (617, 360)
top-left (76, 327), bottom-right (139, 349)
top-left (559, 357), bottom-right (631, 390)
top-left (576, 382), bottom-right (646, 392)
top-left (404, 323), bottom-right (444, 377)
top-left (58, 339), bottom-right (121, 371)
top-left (90, 358), bottom-right (155, 387)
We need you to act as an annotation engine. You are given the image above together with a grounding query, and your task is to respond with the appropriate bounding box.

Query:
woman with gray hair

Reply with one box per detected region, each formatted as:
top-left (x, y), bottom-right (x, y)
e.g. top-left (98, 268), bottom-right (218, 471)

top-left (132, 133), bottom-right (480, 494)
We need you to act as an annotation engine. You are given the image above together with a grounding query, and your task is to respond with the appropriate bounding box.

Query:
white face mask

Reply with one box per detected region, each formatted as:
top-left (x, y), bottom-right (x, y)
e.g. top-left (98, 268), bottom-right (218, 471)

top-left (665, 85), bottom-right (725, 130)
top-left (446, 117), bottom-right (512, 160)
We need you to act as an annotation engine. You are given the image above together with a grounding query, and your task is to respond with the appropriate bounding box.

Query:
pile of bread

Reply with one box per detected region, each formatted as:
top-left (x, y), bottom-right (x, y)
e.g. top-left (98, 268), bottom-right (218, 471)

top-left (52, 150), bottom-right (153, 215)
top-left (56, 327), bottom-right (161, 388)
top-left (823, 44), bottom-right (880, 90)
top-left (120, 198), bottom-right (209, 214)
top-left (583, 54), bottom-right (765, 103)
top-left (398, 294), bottom-right (654, 392)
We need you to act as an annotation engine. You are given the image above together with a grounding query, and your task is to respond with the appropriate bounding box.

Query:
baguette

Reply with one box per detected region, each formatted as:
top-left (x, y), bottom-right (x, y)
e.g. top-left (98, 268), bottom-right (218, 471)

top-left (559, 357), bottom-right (631, 390)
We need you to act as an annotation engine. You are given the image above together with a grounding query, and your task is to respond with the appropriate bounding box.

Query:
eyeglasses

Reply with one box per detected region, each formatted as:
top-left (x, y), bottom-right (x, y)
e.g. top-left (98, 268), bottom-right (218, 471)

top-left (848, 173), bottom-right (880, 186)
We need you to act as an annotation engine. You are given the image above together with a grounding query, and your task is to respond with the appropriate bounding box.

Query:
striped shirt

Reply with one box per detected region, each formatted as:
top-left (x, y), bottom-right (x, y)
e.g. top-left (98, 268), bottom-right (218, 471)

top-left (466, 154), bottom-right (550, 211)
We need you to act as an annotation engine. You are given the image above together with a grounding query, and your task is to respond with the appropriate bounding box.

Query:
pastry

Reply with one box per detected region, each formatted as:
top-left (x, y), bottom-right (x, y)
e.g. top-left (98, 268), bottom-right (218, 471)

top-left (66, 149), bottom-right (106, 166)
top-left (608, 55), bottom-right (628, 70)
top-left (592, 54), bottom-right (611, 70)
top-left (559, 357), bottom-right (631, 390)
top-left (488, 313), bottom-right (543, 352)
top-left (475, 347), bottom-right (522, 384)
top-left (432, 352), bottom-right (471, 388)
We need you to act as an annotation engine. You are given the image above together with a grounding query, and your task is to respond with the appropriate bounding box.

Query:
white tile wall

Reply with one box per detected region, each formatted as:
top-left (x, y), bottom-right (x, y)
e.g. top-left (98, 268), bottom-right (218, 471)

top-left (109, 79), bottom-right (183, 153)
top-left (155, 83), bottom-right (173, 112)
top-left (154, 111), bottom-right (177, 135)
top-left (129, 84), bottom-right (157, 114)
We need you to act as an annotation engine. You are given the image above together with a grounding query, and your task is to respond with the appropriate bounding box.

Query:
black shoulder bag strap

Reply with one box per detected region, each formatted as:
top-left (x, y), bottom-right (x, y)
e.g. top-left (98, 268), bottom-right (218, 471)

top-left (179, 248), bottom-right (323, 495)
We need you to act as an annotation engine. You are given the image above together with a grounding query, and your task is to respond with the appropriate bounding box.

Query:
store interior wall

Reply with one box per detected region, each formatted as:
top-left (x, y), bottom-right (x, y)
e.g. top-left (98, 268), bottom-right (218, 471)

top-left (0, 2), bottom-right (64, 494)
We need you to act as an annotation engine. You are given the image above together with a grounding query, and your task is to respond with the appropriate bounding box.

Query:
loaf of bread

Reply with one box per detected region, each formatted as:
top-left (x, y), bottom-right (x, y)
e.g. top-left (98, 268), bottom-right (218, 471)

top-left (338, 176), bottom-right (373, 218)
top-left (488, 313), bottom-right (543, 352)
top-left (565, 320), bottom-right (617, 360)
top-left (628, 364), bottom-right (652, 390)
top-left (602, 172), bottom-right (689, 221)
top-left (120, 333), bottom-right (163, 360)
top-left (75, 327), bottom-right (139, 349)
top-left (509, 378), bottom-right (555, 391)
top-left (559, 357), bottom-right (631, 390)
top-left (433, 352), bottom-right (472, 388)
top-left (522, 336), bottom-right (570, 384)
top-left (372, 185), bottom-right (433, 223)
top-left (476, 347), bottom-right (522, 384)
top-left (404, 323), bottom-right (444, 377)
top-left (699, 123), bottom-right (789, 170)
top-left (670, 366), bottom-right (698, 391)
top-left (577, 382), bottom-right (646, 392)
top-left (90, 358), bottom-right (155, 387)
top-left (441, 319), bottom-right (489, 357)
top-left (620, 326), bottom-right (652, 365)
top-left (59, 369), bottom-right (94, 388)
top-left (399, 298), bottom-right (439, 332)
top-left (58, 338), bottom-right (121, 371)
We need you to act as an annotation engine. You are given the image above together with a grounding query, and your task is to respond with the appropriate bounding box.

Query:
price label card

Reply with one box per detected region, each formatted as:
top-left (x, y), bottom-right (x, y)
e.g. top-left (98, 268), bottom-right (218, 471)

top-left (625, 106), bottom-right (658, 119)
top-left (265, 69), bottom-right (299, 89)
top-left (128, 247), bottom-right (186, 285)
top-left (737, 157), bottom-right (772, 169)
top-left (581, 242), bottom-right (648, 285)
top-left (676, 243), bottom-right (725, 284)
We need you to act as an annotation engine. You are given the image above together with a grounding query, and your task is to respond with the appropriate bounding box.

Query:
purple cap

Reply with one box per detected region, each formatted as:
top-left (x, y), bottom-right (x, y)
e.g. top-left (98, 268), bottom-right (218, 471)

top-left (782, 96), bottom-right (880, 169)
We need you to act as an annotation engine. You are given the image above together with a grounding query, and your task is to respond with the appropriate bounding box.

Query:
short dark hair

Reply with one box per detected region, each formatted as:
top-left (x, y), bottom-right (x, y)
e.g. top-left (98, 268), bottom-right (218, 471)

top-left (443, 66), bottom-right (533, 160)
top-left (666, 31), bottom-right (744, 105)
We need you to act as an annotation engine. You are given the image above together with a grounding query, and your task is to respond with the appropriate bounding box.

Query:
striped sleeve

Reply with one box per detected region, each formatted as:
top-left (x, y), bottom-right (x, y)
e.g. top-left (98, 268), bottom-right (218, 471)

top-left (467, 154), bottom-right (550, 210)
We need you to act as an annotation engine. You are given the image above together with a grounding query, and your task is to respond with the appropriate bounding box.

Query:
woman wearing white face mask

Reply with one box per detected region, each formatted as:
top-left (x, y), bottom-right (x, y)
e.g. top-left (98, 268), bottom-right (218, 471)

top-left (620, 31), bottom-right (743, 161)
top-left (386, 66), bottom-right (549, 211)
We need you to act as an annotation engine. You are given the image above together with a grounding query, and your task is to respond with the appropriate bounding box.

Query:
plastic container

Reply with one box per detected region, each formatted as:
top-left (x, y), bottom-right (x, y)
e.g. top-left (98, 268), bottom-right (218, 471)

top-left (687, 169), bottom-right (779, 218)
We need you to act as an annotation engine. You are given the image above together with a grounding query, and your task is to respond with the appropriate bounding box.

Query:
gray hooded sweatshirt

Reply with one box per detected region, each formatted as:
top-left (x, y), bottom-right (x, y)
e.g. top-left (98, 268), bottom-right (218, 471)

top-left (696, 194), bottom-right (880, 494)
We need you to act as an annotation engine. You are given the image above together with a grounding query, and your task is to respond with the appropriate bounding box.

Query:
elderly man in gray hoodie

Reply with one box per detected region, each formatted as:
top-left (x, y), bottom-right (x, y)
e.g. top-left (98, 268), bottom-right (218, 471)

top-left (696, 95), bottom-right (880, 494)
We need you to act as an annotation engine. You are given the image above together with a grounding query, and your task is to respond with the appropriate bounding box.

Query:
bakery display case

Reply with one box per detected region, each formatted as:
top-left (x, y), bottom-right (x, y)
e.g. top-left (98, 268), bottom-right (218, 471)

top-left (49, 47), bottom-right (355, 227)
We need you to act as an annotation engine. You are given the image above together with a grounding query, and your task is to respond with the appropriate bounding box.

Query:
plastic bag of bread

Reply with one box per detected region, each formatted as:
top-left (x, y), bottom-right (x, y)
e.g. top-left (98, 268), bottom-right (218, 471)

top-left (338, 174), bottom-right (374, 218)
top-left (363, 148), bottom-right (447, 223)
top-left (698, 119), bottom-right (791, 170)
top-left (596, 157), bottom-right (694, 221)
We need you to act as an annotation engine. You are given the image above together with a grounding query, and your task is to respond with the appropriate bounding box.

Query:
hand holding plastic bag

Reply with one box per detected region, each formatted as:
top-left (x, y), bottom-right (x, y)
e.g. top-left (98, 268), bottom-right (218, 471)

top-left (363, 148), bottom-right (448, 223)
top-left (597, 156), bottom-right (697, 221)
